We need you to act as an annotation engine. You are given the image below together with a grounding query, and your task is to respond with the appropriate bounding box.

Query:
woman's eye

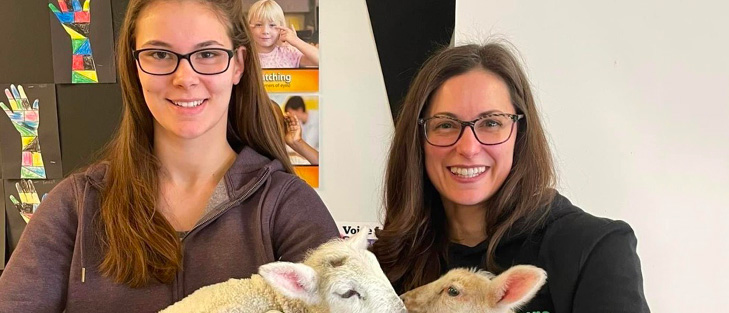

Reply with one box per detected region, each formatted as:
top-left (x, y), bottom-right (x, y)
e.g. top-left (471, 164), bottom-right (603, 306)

top-left (197, 51), bottom-right (218, 59)
top-left (434, 121), bottom-right (456, 129)
top-left (151, 51), bottom-right (170, 60)
top-left (479, 119), bottom-right (502, 128)
top-left (447, 286), bottom-right (460, 297)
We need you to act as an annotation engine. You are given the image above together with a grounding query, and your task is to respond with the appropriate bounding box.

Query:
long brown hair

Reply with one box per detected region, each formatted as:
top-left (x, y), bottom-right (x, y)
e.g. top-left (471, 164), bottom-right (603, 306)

top-left (371, 43), bottom-right (556, 292)
top-left (99, 0), bottom-right (292, 287)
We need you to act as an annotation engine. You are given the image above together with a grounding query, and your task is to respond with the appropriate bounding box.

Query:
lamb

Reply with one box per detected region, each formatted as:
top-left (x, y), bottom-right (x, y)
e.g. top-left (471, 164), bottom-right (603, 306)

top-left (161, 230), bottom-right (406, 313)
top-left (401, 265), bottom-right (547, 313)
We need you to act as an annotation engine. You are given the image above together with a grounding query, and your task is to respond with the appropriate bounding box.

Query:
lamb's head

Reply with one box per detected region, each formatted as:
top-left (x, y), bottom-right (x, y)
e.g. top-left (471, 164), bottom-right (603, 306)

top-left (259, 230), bottom-right (406, 313)
top-left (401, 265), bottom-right (547, 313)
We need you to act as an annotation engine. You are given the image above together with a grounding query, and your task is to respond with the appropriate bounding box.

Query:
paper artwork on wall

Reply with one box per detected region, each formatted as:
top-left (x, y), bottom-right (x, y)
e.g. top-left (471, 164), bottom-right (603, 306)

top-left (48, 0), bottom-right (116, 84)
top-left (0, 84), bottom-right (63, 179)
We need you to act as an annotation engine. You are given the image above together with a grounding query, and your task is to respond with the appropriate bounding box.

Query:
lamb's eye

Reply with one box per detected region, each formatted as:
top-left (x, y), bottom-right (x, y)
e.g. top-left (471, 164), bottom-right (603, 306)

top-left (339, 289), bottom-right (362, 299)
top-left (447, 286), bottom-right (460, 297)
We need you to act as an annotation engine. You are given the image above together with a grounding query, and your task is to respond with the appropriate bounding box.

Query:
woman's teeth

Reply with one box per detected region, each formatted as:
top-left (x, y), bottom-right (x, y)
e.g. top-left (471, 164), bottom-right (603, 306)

top-left (449, 166), bottom-right (487, 178)
top-left (173, 100), bottom-right (204, 108)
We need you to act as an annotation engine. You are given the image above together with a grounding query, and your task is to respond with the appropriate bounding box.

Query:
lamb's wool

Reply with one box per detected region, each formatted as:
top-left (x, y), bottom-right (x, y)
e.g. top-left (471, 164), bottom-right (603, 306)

top-left (161, 275), bottom-right (311, 313)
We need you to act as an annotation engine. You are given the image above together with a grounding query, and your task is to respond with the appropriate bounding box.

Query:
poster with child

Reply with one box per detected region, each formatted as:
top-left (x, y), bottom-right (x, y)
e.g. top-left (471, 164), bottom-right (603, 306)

top-left (245, 0), bottom-right (321, 188)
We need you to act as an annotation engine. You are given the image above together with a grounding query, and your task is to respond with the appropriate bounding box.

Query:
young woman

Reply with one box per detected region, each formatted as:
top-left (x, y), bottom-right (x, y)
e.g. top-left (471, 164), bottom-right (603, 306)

top-left (0, 0), bottom-right (337, 311)
top-left (371, 43), bottom-right (650, 312)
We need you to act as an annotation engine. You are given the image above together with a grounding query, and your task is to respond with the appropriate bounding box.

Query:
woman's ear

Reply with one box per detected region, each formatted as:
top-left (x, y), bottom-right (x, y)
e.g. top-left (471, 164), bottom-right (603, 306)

top-left (232, 46), bottom-right (247, 85)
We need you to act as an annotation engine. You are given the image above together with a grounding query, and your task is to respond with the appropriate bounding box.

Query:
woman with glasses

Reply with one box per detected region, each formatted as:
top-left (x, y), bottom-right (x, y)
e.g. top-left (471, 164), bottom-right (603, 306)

top-left (371, 43), bottom-right (650, 312)
top-left (0, 0), bottom-right (337, 311)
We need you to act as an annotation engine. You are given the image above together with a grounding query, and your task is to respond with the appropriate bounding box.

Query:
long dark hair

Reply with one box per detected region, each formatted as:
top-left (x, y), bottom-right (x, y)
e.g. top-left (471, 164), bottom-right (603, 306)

top-left (99, 0), bottom-right (291, 287)
top-left (371, 42), bottom-right (556, 292)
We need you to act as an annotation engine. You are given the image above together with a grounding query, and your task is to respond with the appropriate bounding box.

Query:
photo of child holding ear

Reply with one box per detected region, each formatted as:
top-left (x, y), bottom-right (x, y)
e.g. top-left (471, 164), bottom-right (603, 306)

top-left (247, 0), bottom-right (319, 68)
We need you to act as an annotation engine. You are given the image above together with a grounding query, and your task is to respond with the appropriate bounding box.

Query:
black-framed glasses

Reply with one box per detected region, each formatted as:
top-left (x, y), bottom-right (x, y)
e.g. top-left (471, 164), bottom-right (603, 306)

top-left (419, 113), bottom-right (524, 147)
top-left (132, 48), bottom-right (235, 75)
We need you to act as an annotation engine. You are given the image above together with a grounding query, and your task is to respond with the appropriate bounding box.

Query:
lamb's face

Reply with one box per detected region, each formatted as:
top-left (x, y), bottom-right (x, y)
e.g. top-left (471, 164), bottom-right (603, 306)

top-left (401, 266), bottom-right (547, 313)
top-left (306, 234), bottom-right (406, 313)
top-left (260, 230), bottom-right (406, 313)
top-left (401, 268), bottom-right (494, 313)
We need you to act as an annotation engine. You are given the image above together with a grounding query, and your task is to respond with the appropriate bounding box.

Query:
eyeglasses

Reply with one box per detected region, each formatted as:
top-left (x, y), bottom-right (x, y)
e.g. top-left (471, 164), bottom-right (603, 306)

top-left (419, 113), bottom-right (524, 147)
top-left (132, 48), bottom-right (235, 75)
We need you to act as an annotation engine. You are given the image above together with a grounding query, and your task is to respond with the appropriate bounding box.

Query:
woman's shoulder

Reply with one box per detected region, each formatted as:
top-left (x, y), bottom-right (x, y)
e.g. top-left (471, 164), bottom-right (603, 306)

top-left (538, 192), bottom-right (638, 268)
top-left (542, 193), bottom-right (636, 247)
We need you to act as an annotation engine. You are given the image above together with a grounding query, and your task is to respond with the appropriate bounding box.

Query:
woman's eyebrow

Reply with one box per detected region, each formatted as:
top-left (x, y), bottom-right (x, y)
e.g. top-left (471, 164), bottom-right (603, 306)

top-left (431, 110), bottom-right (504, 118)
top-left (137, 40), bottom-right (226, 49)
top-left (138, 40), bottom-right (172, 48)
top-left (194, 40), bottom-right (226, 48)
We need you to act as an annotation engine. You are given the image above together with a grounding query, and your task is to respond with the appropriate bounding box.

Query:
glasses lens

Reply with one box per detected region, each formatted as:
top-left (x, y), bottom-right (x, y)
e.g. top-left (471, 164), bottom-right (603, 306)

top-left (425, 117), bottom-right (462, 146)
top-left (474, 114), bottom-right (515, 144)
top-left (137, 50), bottom-right (178, 75)
top-left (190, 49), bottom-right (231, 74)
top-left (424, 114), bottom-right (517, 146)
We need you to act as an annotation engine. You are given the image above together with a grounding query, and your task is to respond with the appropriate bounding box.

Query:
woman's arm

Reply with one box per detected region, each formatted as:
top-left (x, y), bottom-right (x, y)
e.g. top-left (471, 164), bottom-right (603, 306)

top-left (0, 176), bottom-right (79, 311)
top-left (572, 221), bottom-right (651, 313)
top-left (270, 176), bottom-right (338, 262)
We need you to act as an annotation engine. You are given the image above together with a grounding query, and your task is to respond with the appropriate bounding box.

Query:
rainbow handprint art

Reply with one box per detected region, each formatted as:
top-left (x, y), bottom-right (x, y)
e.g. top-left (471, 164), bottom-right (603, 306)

top-left (1, 85), bottom-right (46, 179)
top-left (49, 0), bottom-right (98, 83)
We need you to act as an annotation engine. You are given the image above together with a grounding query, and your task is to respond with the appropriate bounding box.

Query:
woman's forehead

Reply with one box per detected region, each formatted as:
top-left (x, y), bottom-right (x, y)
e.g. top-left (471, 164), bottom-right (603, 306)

top-left (426, 70), bottom-right (514, 118)
top-left (135, 0), bottom-right (232, 49)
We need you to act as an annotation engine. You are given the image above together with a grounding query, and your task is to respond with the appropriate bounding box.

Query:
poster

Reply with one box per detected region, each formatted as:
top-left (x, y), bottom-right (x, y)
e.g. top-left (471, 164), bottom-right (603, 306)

top-left (3, 179), bottom-right (62, 260)
top-left (48, 0), bottom-right (116, 83)
top-left (336, 221), bottom-right (382, 246)
top-left (0, 84), bottom-right (63, 179)
top-left (243, 0), bottom-right (320, 188)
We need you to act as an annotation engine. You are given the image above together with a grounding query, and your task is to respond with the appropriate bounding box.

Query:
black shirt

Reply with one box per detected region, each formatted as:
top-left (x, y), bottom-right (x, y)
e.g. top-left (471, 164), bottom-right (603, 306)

top-left (444, 193), bottom-right (650, 313)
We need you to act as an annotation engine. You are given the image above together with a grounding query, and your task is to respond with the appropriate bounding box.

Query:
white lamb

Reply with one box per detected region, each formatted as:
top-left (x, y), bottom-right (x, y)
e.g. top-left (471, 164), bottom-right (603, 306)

top-left (401, 265), bottom-right (547, 313)
top-left (161, 230), bottom-right (405, 313)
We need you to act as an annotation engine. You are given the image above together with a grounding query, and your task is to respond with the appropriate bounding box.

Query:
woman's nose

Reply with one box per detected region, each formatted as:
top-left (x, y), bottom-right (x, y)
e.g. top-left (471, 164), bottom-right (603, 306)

top-left (455, 126), bottom-right (482, 157)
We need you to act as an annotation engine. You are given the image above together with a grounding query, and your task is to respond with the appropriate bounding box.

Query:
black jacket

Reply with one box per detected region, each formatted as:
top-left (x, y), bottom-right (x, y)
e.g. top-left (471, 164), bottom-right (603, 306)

top-left (447, 192), bottom-right (650, 313)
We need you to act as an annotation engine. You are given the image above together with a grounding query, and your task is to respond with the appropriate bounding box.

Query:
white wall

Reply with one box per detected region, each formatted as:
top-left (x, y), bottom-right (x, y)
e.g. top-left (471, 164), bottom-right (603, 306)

top-left (317, 0), bottom-right (393, 223)
top-left (456, 0), bottom-right (729, 311)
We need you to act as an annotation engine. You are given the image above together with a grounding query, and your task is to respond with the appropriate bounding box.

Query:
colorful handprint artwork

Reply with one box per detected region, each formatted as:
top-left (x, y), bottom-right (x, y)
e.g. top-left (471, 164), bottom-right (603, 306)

top-left (3, 179), bottom-right (61, 263)
top-left (0, 84), bottom-right (63, 180)
top-left (48, 0), bottom-right (116, 84)
top-left (9, 180), bottom-right (44, 223)
top-left (49, 0), bottom-right (97, 83)
top-left (1, 85), bottom-right (46, 178)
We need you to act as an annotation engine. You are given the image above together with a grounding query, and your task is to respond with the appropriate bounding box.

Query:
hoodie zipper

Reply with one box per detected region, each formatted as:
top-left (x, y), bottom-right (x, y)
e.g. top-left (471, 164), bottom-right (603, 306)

top-left (172, 166), bottom-right (271, 301)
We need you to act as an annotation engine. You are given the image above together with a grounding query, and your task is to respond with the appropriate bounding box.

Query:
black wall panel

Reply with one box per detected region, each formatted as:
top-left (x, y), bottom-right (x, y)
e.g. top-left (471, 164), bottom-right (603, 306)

top-left (366, 0), bottom-right (455, 120)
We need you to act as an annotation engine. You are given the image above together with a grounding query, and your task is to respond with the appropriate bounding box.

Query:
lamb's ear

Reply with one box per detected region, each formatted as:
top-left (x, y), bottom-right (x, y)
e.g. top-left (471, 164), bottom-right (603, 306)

top-left (489, 265), bottom-right (547, 309)
top-left (259, 262), bottom-right (320, 305)
top-left (346, 228), bottom-right (370, 250)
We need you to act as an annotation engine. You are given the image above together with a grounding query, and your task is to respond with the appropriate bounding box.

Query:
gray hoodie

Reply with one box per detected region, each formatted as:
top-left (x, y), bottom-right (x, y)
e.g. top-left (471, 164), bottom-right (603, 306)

top-left (0, 146), bottom-right (339, 312)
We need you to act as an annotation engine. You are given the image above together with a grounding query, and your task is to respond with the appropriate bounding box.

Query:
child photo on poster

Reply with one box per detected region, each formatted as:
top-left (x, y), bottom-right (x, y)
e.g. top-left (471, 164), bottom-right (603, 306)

top-left (244, 0), bottom-right (319, 69)
top-left (271, 94), bottom-right (319, 188)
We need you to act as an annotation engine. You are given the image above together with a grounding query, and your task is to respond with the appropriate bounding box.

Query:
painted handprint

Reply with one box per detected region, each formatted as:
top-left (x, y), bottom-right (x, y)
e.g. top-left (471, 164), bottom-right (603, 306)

top-left (1, 85), bottom-right (46, 179)
top-left (9, 180), bottom-right (43, 223)
top-left (49, 0), bottom-right (98, 83)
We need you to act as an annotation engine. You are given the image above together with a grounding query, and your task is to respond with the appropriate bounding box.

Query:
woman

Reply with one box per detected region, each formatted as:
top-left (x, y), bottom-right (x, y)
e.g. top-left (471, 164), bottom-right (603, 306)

top-left (371, 43), bottom-right (650, 312)
top-left (0, 0), bottom-right (337, 311)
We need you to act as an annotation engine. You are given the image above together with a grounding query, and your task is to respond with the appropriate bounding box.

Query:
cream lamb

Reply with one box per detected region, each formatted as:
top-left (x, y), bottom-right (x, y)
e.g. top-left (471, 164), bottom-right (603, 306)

top-left (161, 230), bottom-right (405, 313)
top-left (401, 265), bottom-right (547, 313)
